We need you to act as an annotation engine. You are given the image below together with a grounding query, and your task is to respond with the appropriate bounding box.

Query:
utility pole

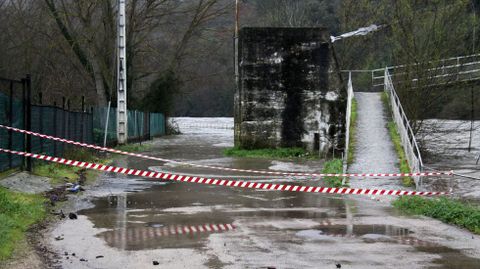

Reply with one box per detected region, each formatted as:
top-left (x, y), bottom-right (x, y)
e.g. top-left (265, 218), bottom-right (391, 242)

top-left (117, 0), bottom-right (128, 144)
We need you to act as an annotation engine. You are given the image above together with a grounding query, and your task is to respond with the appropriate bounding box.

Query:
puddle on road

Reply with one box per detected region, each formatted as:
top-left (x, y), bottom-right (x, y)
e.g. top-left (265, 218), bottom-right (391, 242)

top-left (81, 180), bottom-right (347, 251)
top-left (70, 120), bottom-right (480, 268)
top-left (79, 183), bottom-right (480, 269)
top-left (418, 245), bottom-right (480, 269)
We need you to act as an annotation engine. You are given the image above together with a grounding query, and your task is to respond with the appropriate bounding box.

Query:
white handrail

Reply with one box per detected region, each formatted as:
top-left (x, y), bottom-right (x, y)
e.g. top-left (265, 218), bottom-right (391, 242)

top-left (343, 72), bottom-right (354, 174)
top-left (384, 69), bottom-right (424, 189)
top-left (371, 53), bottom-right (480, 88)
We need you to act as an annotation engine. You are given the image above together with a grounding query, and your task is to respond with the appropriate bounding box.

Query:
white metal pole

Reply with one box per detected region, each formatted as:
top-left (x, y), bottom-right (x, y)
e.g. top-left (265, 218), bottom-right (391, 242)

top-left (117, 0), bottom-right (128, 144)
top-left (103, 101), bottom-right (111, 147)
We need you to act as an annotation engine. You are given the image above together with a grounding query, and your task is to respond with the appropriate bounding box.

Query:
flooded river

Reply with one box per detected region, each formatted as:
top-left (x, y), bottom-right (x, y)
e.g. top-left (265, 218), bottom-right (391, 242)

top-left (418, 119), bottom-right (480, 200)
top-left (48, 118), bottom-right (480, 269)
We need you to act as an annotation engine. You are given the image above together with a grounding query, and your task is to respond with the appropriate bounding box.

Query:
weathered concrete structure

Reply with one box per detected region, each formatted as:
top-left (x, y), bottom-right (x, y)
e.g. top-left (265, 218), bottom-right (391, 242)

top-left (234, 27), bottom-right (345, 154)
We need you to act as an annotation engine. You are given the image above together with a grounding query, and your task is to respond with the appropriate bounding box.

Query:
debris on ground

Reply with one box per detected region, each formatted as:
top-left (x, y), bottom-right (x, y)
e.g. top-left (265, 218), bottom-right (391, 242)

top-left (45, 186), bottom-right (68, 205)
top-left (68, 213), bottom-right (78, 220)
top-left (96, 255), bottom-right (104, 259)
top-left (153, 260), bottom-right (159, 265)
top-left (66, 183), bottom-right (81, 193)
top-left (54, 236), bottom-right (64, 241)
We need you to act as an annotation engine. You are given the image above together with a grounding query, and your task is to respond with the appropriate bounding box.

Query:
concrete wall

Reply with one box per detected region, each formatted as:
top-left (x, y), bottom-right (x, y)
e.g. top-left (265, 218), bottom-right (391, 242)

top-left (234, 27), bottom-right (345, 155)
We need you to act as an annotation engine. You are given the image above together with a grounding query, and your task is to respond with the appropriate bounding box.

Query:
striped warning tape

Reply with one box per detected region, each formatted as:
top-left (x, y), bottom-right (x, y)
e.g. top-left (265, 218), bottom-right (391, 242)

top-left (100, 223), bottom-right (235, 245)
top-left (0, 148), bottom-right (449, 196)
top-left (0, 124), bottom-right (453, 178)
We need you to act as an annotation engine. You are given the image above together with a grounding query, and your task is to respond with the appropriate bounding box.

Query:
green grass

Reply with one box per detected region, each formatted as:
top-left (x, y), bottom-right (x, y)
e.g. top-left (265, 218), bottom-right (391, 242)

top-left (322, 158), bottom-right (347, 187)
top-left (347, 99), bottom-right (358, 165)
top-left (115, 143), bottom-right (151, 152)
top-left (0, 187), bottom-right (46, 260)
top-left (224, 147), bottom-right (314, 159)
top-left (33, 148), bottom-right (110, 185)
top-left (382, 92), bottom-right (414, 187)
top-left (393, 196), bottom-right (480, 235)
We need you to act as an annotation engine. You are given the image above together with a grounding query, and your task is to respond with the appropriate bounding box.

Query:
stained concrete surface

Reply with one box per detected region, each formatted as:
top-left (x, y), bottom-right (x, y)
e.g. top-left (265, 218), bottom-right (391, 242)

top-left (0, 172), bottom-right (51, 194)
top-left (46, 118), bottom-right (480, 269)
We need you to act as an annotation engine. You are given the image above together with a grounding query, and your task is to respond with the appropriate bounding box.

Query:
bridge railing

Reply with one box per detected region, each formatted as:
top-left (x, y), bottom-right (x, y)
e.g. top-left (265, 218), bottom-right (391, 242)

top-left (384, 69), bottom-right (424, 189)
top-left (343, 72), bottom-right (354, 174)
top-left (177, 123), bottom-right (234, 130)
top-left (372, 53), bottom-right (480, 89)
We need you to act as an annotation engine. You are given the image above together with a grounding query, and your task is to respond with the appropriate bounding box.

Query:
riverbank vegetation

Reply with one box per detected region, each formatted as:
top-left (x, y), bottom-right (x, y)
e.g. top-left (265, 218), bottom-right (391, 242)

top-left (347, 99), bottom-right (358, 164)
top-left (381, 92), bottom-right (414, 187)
top-left (224, 147), bottom-right (314, 159)
top-left (393, 196), bottom-right (480, 235)
top-left (33, 149), bottom-right (109, 185)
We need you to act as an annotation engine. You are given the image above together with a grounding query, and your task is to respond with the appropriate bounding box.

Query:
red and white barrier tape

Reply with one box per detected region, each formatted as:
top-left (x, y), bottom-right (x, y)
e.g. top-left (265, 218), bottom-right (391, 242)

top-left (0, 125), bottom-right (453, 178)
top-left (0, 148), bottom-right (449, 196)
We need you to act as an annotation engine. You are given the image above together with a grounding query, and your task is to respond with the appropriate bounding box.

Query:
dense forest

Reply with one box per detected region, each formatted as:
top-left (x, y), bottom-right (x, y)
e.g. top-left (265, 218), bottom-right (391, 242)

top-left (0, 0), bottom-right (479, 119)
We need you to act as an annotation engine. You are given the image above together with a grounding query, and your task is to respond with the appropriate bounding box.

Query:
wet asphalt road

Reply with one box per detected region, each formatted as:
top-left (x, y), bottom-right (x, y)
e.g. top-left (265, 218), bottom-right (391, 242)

top-left (48, 118), bottom-right (480, 269)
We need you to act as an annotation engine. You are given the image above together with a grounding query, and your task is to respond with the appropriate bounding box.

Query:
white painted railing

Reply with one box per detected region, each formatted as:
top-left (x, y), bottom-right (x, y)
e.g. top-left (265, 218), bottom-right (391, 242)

top-left (372, 53), bottom-right (480, 88)
top-left (343, 72), bottom-right (354, 174)
top-left (178, 123), bottom-right (234, 130)
top-left (384, 69), bottom-right (424, 189)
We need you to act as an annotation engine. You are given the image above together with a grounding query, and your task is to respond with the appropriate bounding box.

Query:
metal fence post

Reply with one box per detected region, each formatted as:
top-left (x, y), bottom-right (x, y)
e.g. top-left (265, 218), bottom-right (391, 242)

top-left (53, 102), bottom-right (57, 156)
top-left (24, 74), bottom-right (32, 171)
top-left (90, 107), bottom-right (94, 144)
top-left (81, 96), bottom-right (85, 143)
top-left (8, 81), bottom-right (13, 169)
top-left (39, 92), bottom-right (43, 153)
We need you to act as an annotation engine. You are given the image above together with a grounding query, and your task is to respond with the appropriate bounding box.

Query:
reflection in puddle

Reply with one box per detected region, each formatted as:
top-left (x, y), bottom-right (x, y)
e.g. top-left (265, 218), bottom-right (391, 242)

top-left (98, 223), bottom-right (236, 250)
top-left (292, 225), bottom-right (438, 247)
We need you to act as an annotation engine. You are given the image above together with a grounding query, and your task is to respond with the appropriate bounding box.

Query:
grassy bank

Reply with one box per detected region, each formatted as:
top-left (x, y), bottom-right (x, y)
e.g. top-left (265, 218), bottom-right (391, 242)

top-left (381, 92), bottom-right (414, 187)
top-left (33, 143), bottom-right (150, 184)
top-left (224, 147), bottom-right (314, 159)
top-left (115, 143), bottom-right (151, 153)
top-left (33, 148), bottom-right (110, 185)
top-left (0, 187), bottom-right (46, 260)
top-left (393, 196), bottom-right (480, 234)
top-left (347, 99), bottom-right (358, 164)
top-left (322, 158), bottom-right (346, 187)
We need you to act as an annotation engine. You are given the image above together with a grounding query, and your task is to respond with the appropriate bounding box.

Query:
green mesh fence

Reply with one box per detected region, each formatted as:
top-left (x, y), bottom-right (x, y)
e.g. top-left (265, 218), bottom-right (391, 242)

top-left (93, 107), bottom-right (165, 145)
top-left (93, 106), bottom-right (117, 145)
top-left (1, 83), bottom-right (165, 172)
top-left (30, 106), bottom-right (93, 157)
top-left (0, 91), bottom-right (24, 171)
top-left (150, 113), bottom-right (165, 137)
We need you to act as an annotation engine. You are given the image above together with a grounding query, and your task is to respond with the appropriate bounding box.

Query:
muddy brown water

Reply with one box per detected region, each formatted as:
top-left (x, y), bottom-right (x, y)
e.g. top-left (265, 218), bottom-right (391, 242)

top-left (49, 118), bottom-right (480, 269)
